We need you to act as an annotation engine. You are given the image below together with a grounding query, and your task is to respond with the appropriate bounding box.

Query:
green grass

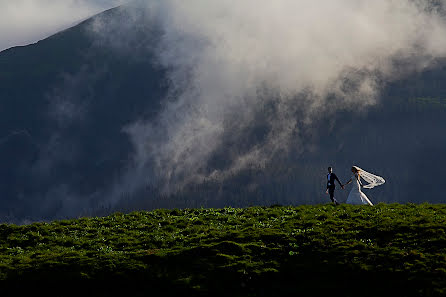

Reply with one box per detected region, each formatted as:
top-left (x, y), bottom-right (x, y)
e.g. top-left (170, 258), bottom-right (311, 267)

top-left (1, 203), bottom-right (445, 296)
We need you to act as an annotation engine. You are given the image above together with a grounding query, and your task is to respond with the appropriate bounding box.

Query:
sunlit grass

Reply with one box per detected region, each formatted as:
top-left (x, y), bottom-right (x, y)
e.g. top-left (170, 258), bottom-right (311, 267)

top-left (0, 203), bottom-right (445, 296)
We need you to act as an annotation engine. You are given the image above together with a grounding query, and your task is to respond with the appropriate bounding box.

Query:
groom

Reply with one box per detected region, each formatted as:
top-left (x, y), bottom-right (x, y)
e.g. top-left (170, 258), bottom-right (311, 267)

top-left (326, 166), bottom-right (344, 205)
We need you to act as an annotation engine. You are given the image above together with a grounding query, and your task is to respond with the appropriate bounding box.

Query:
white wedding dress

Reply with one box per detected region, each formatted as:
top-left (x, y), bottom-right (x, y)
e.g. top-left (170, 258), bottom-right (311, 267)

top-left (346, 173), bottom-right (374, 205)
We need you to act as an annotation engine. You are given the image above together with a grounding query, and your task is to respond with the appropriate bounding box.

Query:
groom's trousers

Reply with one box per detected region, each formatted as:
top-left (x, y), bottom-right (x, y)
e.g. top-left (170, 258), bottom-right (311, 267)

top-left (327, 187), bottom-right (338, 204)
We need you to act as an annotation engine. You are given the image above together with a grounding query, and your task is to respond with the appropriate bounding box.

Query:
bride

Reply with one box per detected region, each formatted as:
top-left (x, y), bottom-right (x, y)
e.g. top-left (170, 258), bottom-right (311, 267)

top-left (344, 166), bottom-right (385, 206)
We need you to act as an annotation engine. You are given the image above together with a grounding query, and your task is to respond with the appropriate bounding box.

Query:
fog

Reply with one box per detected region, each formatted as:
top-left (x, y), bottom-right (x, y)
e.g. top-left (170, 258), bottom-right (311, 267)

top-left (100, 0), bottom-right (446, 196)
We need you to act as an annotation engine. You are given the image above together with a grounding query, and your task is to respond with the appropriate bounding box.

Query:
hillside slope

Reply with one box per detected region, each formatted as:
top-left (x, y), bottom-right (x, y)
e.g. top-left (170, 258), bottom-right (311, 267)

top-left (0, 4), bottom-right (446, 221)
top-left (0, 204), bottom-right (445, 296)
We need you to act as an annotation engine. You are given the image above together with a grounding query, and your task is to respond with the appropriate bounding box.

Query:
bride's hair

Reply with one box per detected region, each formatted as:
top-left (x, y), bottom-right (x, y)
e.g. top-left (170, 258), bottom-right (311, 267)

top-left (351, 166), bottom-right (360, 175)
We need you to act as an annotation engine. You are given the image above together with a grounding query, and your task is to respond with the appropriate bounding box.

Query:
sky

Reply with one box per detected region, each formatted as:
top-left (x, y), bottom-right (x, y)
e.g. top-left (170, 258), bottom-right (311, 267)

top-left (0, 0), bottom-right (128, 51)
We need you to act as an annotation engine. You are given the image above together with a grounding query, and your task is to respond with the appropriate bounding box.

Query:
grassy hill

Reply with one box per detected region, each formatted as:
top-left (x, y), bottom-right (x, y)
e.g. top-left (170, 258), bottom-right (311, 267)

top-left (1, 203), bottom-right (445, 296)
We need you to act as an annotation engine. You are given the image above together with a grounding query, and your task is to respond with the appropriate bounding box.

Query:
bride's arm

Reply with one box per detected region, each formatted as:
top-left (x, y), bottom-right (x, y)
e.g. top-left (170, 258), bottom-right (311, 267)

top-left (345, 178), bottom-right (352, 185)
top-left (357, 174), bottom-right (363, 186)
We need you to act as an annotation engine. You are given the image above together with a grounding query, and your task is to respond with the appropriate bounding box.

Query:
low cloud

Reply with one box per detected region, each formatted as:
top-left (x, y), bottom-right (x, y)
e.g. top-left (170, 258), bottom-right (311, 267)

top-left (113, 0), bottom-right (446, 195)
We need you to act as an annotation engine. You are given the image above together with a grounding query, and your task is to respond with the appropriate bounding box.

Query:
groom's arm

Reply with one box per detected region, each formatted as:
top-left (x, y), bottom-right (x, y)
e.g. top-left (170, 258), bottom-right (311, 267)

top-left (334, 174), bottom-right (344, 188)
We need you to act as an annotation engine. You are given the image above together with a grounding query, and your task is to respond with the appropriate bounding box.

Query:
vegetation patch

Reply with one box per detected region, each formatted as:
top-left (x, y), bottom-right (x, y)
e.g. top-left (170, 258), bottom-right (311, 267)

top-left (0, 203), bottom-right (445, 296)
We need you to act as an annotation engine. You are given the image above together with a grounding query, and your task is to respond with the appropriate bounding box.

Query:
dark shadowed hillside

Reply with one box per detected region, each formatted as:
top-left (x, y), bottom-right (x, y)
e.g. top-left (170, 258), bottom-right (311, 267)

top-left (0, 6), bottom-right (167, 221)
top-left (1, 4), bottom-right (446, 222)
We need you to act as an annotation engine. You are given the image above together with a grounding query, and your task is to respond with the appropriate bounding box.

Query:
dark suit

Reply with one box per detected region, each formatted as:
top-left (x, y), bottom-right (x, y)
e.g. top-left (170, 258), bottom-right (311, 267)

top-left (327, 173), bottom-right (342, 203)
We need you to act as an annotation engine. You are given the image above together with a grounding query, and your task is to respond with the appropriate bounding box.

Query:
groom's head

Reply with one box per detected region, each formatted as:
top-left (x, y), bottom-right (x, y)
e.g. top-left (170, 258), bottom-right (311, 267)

top-left (328, 166), bottom-right (332, 173)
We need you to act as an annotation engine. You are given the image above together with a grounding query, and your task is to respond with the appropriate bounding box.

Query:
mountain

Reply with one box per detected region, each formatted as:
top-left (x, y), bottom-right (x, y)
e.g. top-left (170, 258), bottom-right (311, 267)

top-left (0, 6), bottom-right (167, 221)
top-left (1, 4), bottom-right (446, 222)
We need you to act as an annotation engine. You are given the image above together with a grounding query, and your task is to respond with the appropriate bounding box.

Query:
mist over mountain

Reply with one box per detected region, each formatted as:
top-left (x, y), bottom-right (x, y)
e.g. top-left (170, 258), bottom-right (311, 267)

top-left (1, 0), bottom-right (446, 222)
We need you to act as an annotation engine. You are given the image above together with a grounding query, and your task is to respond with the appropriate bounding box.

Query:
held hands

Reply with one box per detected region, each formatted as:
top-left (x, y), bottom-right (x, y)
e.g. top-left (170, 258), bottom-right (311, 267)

top-left (341, 185), bottom-right (345, 190)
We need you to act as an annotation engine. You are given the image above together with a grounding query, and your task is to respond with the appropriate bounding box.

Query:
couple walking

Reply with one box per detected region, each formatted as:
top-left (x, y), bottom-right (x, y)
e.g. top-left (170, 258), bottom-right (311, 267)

top-left (326, 166), bottom-right (385, 206)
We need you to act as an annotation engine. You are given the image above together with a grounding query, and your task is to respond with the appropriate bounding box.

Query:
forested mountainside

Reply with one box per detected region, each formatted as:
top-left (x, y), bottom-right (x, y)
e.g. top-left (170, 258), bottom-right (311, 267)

top-left (1, 4), bottom-right (446, 222)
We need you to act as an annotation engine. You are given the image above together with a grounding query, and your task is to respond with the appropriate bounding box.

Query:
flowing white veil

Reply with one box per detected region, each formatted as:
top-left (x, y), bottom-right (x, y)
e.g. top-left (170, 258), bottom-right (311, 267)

top-left (353, 166), bottom-right (385, 189)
